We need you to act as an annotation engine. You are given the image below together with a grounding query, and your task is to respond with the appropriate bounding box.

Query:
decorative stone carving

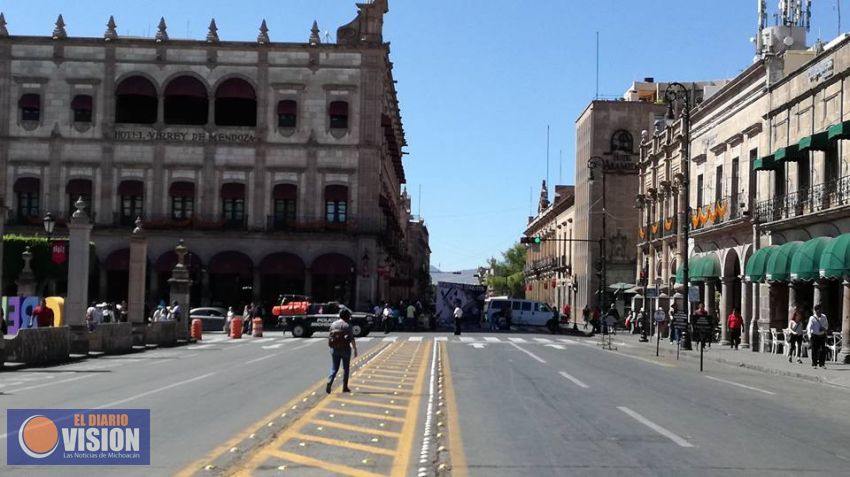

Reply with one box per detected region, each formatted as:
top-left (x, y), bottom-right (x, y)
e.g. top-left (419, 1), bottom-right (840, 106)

top-left (257, 19), bottom-right (270, 44)
top-left (206, 19), bottom-right (219, 43)
top-left (155, 17), bottom-right (168, 42)
top-left (0, 13), bottom-right (8, 38)
top-left (104, 16), bottom-right (118, 41)
top-left (52, 14), bottom-right (67, 40)
top-left (309, 20), bottom-right (321, 45)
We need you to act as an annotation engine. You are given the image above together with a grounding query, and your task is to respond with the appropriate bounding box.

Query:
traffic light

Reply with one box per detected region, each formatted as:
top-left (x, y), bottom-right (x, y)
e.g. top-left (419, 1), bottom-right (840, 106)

top-left (520, 236), bottom-right (543, 245)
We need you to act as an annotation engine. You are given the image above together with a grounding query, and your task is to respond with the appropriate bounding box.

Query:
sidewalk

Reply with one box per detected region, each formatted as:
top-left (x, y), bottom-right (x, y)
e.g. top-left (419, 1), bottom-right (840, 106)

top-left (602, 331), bottom-right (850, 390)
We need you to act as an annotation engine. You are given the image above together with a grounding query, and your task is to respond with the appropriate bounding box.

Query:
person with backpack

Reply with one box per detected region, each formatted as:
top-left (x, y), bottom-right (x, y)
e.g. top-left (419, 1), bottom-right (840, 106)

top-left (326, 308), bottom-right (358, 394)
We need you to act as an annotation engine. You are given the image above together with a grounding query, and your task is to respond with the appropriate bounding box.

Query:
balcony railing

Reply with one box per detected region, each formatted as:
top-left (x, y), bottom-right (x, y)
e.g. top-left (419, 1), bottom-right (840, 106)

top-left (142, 214), bottom-right (249, 231)
top-left (755, 175), bottom-right (850, 223)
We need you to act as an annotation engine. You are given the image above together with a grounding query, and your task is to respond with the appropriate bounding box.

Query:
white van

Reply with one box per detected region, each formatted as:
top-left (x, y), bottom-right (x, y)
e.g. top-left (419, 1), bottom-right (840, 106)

top-left (483, 298), bottom-right (558, 332)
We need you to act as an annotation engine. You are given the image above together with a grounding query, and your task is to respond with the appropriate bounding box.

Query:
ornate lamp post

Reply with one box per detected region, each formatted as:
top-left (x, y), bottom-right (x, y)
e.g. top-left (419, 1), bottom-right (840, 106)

top-left (588, 155), bottom-right (607, 333)
top-left (43, 211), bottom-right (55, 240)
top-left (665, 82), bottom-right (693, 350)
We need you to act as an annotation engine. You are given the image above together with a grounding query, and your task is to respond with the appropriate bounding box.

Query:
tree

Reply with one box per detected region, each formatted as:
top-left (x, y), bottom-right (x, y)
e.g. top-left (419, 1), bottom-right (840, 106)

top-left (486, 243), bottom-right (526, 298)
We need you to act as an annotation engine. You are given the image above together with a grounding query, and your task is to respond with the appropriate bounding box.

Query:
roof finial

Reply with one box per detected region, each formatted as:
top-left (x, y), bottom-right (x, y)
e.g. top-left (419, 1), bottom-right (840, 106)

top-left (104, 15), bottom-right (118, 41)
top-left (155, 17), bottom-right (168, 42)
top-left (52, 14), bottom-right (67, 40)
top-left (257, 19), bottom-right (269, 44)
top-left (309, 20), bottom-right (321, 46)
top-left (206, 18), bottom-right (219, 43)
top-left (0, 13), bottom-right (8, 38)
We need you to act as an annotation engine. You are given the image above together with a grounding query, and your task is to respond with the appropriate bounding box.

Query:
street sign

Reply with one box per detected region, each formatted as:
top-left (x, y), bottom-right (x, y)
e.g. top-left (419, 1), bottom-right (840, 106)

top-left (654, 310), bottom-right (666, 322)
top-left (51, 241), bottom-right (67, 265)
top-left (671, 311), bottom-right (688, 331)
top-left (688, 286), bottom-right (700, 303)
top-left (646, 287), bottom-right (657, 299)
top-left (692, 314), bottom-right (714, 342)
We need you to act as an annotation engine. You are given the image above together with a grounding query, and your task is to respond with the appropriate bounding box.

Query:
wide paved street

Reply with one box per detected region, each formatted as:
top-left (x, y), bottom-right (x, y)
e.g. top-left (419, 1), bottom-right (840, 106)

top-left (3, 331), bottom-right (850, 476)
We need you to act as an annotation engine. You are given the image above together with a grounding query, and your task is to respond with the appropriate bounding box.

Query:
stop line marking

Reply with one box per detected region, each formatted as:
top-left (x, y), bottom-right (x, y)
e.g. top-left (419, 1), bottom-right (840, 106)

top-left (510, 343), bottom-right (546, 363)
top-left (559, 371), bottom-right (589, 389)
top-left (618, 406), bottom-right (694, 448)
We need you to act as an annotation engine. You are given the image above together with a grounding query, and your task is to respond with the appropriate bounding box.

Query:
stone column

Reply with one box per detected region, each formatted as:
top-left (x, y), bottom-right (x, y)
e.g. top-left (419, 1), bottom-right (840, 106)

top-left (720, 277), bottom-right (733, 345)
top-left (741, 281), bottom-right (751, 348)
top-left (787, 283), bottom-right (798, 327)
top-left (813, 279), bottom-right (826, 307)
top-left (840, 279), bottom-right (850, 364)
top-left (168, 240), bottom-right (193, 341)
top-left (66, 198), bottom-right (93, 354)
top-left (704, 281), bottom-right (715, 315)
top-left (0, 199), bottom-right (6, 296)
top-left (128, 219), bottom-right (147, 346)
top-left (15, 246), bottom-right (36, 297)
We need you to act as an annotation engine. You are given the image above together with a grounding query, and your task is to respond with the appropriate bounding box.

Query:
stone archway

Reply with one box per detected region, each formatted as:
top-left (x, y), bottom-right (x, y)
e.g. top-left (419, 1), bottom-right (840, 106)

top-left (310, 253), bottom-right (356, 304)
top-left (208, 251), bottom-right (253, 308)
top-left (259, 252), bottom-right (306, 306)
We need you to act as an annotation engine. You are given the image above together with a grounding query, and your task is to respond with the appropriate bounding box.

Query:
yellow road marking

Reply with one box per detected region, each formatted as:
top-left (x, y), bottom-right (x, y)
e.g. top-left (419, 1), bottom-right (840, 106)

top-left (333, 399), bottom-right (409, 412)
top-left (364, 369), bottom-right (411, 376)
top-left (324, 408), bottom-right (407, 423)
top-left (176, 343), bottom-right (388, 477)
top-left (441, 341), bottom-right (468, 477)
top-left (269, 449), bottom-right (383, 477)
top-left (358, 377), bottom-right (411, 385)
top-left (310, 419), bottom-right (402, 438)
top-left (291, 432), bottom-right (396, 456)
top-left (389, 341), bottom-right (430, 477)
top-left (354, 383), bottom-right (413, 393)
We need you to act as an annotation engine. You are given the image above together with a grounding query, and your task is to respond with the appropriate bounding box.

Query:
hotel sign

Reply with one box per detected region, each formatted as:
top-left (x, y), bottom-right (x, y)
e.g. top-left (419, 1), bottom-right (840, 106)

top-left (807, 57), bottom-right (834, 84)
top-left (114, 129), bottom-right (257, 144)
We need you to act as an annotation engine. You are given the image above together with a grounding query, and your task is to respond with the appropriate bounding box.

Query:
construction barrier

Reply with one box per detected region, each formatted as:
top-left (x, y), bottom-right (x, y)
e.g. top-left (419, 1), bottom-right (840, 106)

top-left (231, 317), bottom-right (243, 339)
top-left (252, 317), bottom-right (263, 337)
top-left (191, 319), bottom-right (203, 341)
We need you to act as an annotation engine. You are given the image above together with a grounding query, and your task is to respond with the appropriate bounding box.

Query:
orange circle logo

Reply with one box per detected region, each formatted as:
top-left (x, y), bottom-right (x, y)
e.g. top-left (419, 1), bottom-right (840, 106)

top-left (19, 415), bottom-right (59, 459)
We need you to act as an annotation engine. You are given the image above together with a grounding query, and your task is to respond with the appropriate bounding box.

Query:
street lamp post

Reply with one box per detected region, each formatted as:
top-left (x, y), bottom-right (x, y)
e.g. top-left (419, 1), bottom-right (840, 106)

top-left (588, 155), bottom-right (607, 333)
top-left (43, 211), bottom-right (55, 240)
top-left (665, 82), bottom-right (693, 350)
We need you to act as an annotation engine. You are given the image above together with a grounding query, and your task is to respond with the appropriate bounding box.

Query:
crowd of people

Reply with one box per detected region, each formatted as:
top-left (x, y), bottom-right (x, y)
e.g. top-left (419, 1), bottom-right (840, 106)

top-left (372, 299), bottom-right (428, 333)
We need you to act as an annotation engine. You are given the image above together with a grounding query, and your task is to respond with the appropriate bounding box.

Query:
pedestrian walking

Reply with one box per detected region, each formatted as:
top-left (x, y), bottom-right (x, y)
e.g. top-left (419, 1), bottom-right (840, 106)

top-left (225, 306), bottom-right (235, 334)
top-left (33, 298), bottom-right (54, 327)
top-left (326, 308), bottom-right (357, 394)
top-left (727, 306), bottom-right (743, 350)
top-left (669, 302), bottom-right (680, 344)
top-left (582, 306), bottom-right (590, 330)
top-left (788, 309), bottom-right (804, 363)
top-left (453, 301), bottom-right (463, 336)
top-left (382, 302), bottom-right (393, 334)
top-left (86, 301), bottom-right (98, 331)
top-left (406, 302), bottom-right (417, 331)
top-left (807, 304), bottom-right (829, 368)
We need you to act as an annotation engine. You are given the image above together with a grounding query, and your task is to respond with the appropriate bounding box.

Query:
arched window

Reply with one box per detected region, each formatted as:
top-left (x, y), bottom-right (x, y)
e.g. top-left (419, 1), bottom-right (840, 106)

top-left (329, 101), bottom-right (349, 129)
top-left (610, 130), bottom-right (634, 154)
top-left (277, 100), bottom-right (297, 128)
top-left (13, 178), bottom-right (40, 222)
top-left (221, 183), bottom-right (246, 228)
top-left (19, 94), bottom-right (41, 122)
top-left (324, 185), bottom-right (348, 224)
top-left (71, 95), bottom-right (93, 123)
top-left (164, 76), bottom-right (208, 125)
top-left (115, 76), bottom-right (157, 124)
top-left (214, 78), bottom-right (256, 127)
top-left (170, 182), bottom-right (195, 220)
top-left (67, 179), bottom-right (93, 217)
top-left (272, 184), bottom-right (297, 229)
top-left (118, 180), bottom-right (144, 225)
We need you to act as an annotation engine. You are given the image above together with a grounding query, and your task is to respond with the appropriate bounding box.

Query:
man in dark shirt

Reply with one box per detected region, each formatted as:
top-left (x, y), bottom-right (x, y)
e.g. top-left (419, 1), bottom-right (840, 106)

top-left (33, 299), bottom-right (54, 327)
top-left (326, 308), bottom-right (358, 394)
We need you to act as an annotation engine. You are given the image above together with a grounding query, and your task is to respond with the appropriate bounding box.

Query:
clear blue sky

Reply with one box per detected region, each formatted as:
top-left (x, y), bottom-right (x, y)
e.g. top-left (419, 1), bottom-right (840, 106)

top-left (1, 0), bottom-right (844, 271)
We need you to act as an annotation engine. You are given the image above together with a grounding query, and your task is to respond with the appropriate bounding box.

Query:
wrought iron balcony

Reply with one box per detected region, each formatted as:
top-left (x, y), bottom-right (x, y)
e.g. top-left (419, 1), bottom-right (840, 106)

top-left (754, 175), bottom-right (850, 223)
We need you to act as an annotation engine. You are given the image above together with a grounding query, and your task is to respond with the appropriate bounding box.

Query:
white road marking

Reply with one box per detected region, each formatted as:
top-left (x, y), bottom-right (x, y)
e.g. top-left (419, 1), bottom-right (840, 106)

top-left (419, 335), bottom-right (439, 465)
top-left (705, 375), bottom-right (776, 395)
top-left (544, 344), bottom-right (566, 350)
top-left (358, 337), bottom-right (374, 342)
top-left (383, 336), bottom-right (399, 342)
top-left (618, 406), bottom-right (694, 448)
top-left (508, 337), bottom-right (527, 343)
top-left (615, 341), bottom-right (634, 348)
top-left (434, 337), bottom-right (448, 342)
top-left (459, 337), bottom-right (476, 342)
top-left (468, 343), bottom-right (487, 349)
top-left (4, 374), bottom-right (95, 394)
top-left (558, 338), bottom-right (573, 344)
top-left (483, 337), bottom-right (501, 342)
top-left (533, 337), bottom-right (552, 343)
top-left (250, 337), bottom-right (276, 344)
top-left (95, 372), bottom-right (216, 409)
top-left (187, 344), bottom-right (215, 350)
top-left (559, 371), bottom-right (589, 389)
top-left (245, 353), bottom-right (280, 364)
top-left (261, 343), bottom-right (284, 350)
top-left (408, 336), bottom-right (423, 342)
top-left (509, 342), bottom-right (547, 363)
top-left (610, 350), bottom-right (674, 368)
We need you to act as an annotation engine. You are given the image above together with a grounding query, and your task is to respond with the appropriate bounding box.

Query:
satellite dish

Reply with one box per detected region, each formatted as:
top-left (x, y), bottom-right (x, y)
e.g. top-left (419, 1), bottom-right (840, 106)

top-left (783, 36), bottom-right (795, 46)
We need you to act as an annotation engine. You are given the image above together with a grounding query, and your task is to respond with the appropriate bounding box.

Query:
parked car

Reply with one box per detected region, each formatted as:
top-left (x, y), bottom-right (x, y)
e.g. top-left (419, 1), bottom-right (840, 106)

top-left (482, 298), bottom-right (559, 333)
top-left (278, 302), bottom-right (375, 338)
top-left (189, 307), bottom-right (228, 332)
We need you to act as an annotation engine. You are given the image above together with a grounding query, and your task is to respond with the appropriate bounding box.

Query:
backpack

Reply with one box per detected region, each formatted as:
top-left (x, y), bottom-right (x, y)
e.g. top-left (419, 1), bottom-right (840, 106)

top-left (328, 328), bottom-right (348, 349)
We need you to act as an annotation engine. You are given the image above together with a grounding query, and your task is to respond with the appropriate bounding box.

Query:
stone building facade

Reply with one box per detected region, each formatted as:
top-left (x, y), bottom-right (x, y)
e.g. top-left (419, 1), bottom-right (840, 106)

top-left (0, 1), bottom-right (427, 311)
top-left (524, 184), bottom-right (575, 309)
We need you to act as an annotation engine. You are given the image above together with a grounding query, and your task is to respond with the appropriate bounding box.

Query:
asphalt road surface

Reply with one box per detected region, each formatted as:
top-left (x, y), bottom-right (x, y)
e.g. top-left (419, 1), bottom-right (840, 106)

top-left (2, 331), bottom-right (849, 476)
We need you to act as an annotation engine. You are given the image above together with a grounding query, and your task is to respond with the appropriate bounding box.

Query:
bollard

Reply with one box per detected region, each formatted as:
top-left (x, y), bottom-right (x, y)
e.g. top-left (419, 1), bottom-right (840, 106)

top-left (191, 319), bottom-right (203, 341)
top-left (231, 317), bottom-right (243, 339)
top-left (252, 317), bottom-right (263, 337)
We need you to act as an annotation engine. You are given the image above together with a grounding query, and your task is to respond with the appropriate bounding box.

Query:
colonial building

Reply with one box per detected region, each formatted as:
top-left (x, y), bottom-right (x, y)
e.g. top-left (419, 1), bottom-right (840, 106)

top-left (0, 1), bottom-right (427, 311)
top-left (523, 183), bottom-right (575, 308)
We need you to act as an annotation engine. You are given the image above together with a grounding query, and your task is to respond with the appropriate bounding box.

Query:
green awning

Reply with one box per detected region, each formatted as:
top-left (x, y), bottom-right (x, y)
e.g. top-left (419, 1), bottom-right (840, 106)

top-left (753, 155), bottom-right (779, 171)
top-left (690, 254), bottom-right (720, 282)
top-left (828, 121), bottom-right (850, 141)
top-left (766, 241), bottom-right (804, 282)
top-left (819, 233), bottom-right (850, 279)
top-left (744, 246), bottom-right (779, 283)
top-left (674, 257), bottom-right (699, 285)
top-left (790, 237), bottom-right (832, 281)
top-left (799, 131), bottom-right (830, 152)
top-left (775, 144), bottom-right (802, 162)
